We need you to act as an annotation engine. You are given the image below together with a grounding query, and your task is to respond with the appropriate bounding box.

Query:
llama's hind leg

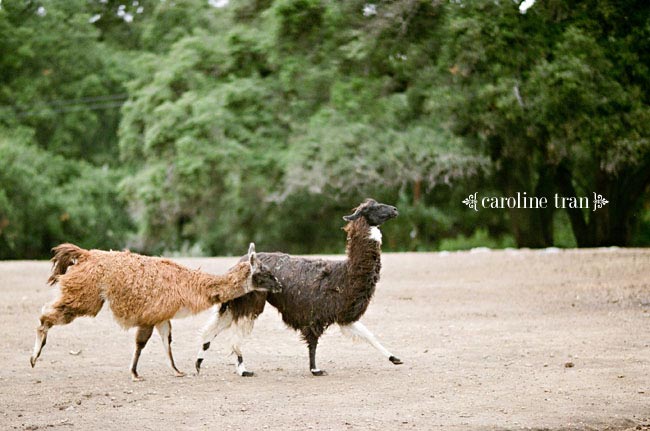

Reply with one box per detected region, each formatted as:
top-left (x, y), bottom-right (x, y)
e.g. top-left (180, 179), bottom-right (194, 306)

top-left (302, 328), bottom-right (326, 376)
top-left (130, 325), bottom-right (153, 381)
top-left (232, 343), bottom-right (253, 377)
top-left (30, 302), bottom-right (89, 367)
top-left (339, 321), bottom-right (403, 365)
top-left (231, 317), bottom-right (255, 377)
top-left (195, 309), bottom-right (234, 373)
top-left (156, 320), bottom-right (185, 377)
top-left (30, 315), bottom-right (53, 368)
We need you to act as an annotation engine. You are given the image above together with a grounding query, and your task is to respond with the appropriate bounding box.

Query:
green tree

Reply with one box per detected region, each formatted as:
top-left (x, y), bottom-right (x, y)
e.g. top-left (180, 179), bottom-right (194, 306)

top-left (0, 0), bottom-right (131, 165)
top-left (0, 130), bottom-right (132, 258)
top-left (119, 25), bottom-right (287, 254)
top-left (118, 0), bottom-right (491, 254)
top-left (438, 0), bottom-right (650, 246)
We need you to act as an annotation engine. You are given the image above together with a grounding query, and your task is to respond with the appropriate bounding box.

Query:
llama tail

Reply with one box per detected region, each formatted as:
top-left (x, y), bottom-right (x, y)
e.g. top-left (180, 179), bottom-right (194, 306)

top-left (47, 243), bottom-right (89, 285)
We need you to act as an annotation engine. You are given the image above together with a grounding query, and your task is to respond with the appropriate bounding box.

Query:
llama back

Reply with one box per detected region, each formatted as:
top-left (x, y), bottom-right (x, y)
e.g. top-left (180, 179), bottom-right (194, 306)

top-left (90, 251), bottom-right (209, 327)
top-left (51, 247), bottom-right (205, 327)
top-left (256, 252), bottom-right (348, 328)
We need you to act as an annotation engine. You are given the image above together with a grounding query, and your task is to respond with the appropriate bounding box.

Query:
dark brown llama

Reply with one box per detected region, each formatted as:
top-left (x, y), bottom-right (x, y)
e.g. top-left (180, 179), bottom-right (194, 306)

top-left (195, 199), bottom-right (402, 376)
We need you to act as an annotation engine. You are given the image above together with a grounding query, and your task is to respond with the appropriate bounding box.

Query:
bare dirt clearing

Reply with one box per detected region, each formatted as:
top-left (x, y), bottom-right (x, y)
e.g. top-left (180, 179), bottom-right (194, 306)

top-left (1, 249), bottom-right (649, 430)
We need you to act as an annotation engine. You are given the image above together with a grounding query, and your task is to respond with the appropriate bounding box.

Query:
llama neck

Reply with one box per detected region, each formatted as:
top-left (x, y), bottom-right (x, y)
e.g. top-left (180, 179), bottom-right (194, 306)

top-left (345, 218), bottom-right (382, 271)
top-left (342, 218), bottom-right (382, 314)
top-left (195, 263), bottom-right (251, 306)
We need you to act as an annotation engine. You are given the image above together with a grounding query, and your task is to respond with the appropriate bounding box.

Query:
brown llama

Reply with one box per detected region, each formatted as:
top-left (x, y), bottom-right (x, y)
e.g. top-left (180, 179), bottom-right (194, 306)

top-left (196, 199), bottom-right (402, 376)
top-left (30, 242), bottom-right (281, 381)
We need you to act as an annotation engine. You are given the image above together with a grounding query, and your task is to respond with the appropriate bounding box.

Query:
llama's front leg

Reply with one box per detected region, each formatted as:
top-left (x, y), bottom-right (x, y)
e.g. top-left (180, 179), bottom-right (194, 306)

top-left (156, 320), bottom-right (185, 377)
top-left (339, 321), bottom-right (403, 365)
top-left (131, 325), bottom-right (153, 381)
top-left (195, 309), bottom-right (233, 373)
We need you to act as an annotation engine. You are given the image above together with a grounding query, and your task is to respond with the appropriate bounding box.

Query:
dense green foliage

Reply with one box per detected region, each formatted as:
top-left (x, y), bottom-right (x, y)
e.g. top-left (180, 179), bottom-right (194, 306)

top-left (1, 0), bottom-right (649, 258)
top-left (0, 130), bottom-right (132, 258)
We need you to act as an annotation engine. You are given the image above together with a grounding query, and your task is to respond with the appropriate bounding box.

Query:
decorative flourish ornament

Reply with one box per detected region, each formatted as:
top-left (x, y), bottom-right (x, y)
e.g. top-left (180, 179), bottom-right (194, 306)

top-left (592, 193), bottom-right (609, 212)
top-left (462, 192), bottom-right (478, 212)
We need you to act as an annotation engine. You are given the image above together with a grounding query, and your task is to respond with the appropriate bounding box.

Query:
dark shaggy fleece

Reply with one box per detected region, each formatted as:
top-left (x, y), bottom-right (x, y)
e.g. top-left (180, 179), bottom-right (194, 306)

top-left (199, 198), bottom-right (400, 375)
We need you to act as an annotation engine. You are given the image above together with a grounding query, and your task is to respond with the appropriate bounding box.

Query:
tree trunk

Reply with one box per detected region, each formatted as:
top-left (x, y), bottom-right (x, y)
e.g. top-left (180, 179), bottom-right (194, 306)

top-left (555, 162), bottom-right (591, 246)
top-left (413, 179), bottom-right (421, 205)
top-left (534, 163), bottom-right (556, 246)
top-left (501, 158), bottom-right (553, 248)
top-left (555, 161), bottom-right (650, 247)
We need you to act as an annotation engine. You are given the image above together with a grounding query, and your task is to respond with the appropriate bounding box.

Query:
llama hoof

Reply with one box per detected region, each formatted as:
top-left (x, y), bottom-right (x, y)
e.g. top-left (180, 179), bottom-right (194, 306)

top-left (131, 375), bottom-right (145, 382)
top-left (195, 359), bottom-right (203, 373)
top-left (311, 369), bottom-right (327, 376)
top-left (29, 357), bottom-right (36, 368)
top-left (241, 371), bottom-right (255, 377)
top-left (174, 371), bottom-right (186, 378)
top-left (389, 356), bottom-right (403, 365)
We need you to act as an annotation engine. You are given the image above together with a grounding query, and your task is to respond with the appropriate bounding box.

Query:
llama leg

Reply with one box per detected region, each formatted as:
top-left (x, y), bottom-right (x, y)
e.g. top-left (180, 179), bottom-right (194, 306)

top-left (303, 329), bottom-right (326, 376)
top-left (232, 342), bottom-right (253, 377)
top-left (231, 317), bottom-right (255, 377)
top-left (156, 320), bottom-right (185, 377)
top-left (339, 321), bottom-right (403, 365)
top-left (195, 309), bottom-right (234, 373)
top-left (308, 337), bottom-right (326, 376)
top-left (30, 303), bottom-right (82, 367)
top-left (30, 318), bottom-right (53, 368)
top-left (130, 325), bottom-right (154, 381)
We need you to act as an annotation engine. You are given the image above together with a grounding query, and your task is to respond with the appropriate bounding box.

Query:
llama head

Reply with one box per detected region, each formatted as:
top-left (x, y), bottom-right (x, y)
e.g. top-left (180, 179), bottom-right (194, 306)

top-left (343, 199), bottom-right (398, 226)
top-left (247, 243), bottom-right (282, 293)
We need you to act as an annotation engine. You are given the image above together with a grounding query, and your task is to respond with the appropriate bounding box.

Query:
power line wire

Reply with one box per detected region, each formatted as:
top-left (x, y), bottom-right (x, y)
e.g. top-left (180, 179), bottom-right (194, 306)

top-left (0, 95), bottom-right (130, 118)
top-left (0, 93), bottom-right (129, 109)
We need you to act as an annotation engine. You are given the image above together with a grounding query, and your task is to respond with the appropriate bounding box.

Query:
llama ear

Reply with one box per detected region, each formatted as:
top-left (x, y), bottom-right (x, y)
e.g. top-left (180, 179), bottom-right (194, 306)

top-left (248, 243), bottom-right (258, 269)
top-left (343, 210), bottom-right (362, 222)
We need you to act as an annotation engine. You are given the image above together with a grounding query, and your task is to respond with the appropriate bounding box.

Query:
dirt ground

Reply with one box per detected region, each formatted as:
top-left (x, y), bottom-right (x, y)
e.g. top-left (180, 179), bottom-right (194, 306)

top-left (1, 248), bottom-right (649, 430)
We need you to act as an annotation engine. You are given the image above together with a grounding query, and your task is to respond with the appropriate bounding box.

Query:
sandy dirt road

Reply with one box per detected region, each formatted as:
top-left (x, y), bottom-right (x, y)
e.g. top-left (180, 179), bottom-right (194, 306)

top-left (1, 249), bottom-right (649, 430)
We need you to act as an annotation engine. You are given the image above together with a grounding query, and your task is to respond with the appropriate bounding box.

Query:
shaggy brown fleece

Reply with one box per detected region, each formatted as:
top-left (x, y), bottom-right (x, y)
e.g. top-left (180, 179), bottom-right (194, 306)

top-left (31, 243), bottom-right (280, 380)
top-left (47, 244), bottom-right (252, 327)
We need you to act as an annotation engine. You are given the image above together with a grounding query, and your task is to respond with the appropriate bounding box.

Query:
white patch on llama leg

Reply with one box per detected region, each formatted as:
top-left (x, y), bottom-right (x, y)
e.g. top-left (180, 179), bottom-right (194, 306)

top-left (156, 320), bottom-right (185, 377)
top-left (339, 321), bottom-right (402, 364)
top-left (236, 358), bottom-right (249, 376)
top-left (232, 318), bottom-right (255, 376)
top-left (195, 309), bottom-right (234, 372)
